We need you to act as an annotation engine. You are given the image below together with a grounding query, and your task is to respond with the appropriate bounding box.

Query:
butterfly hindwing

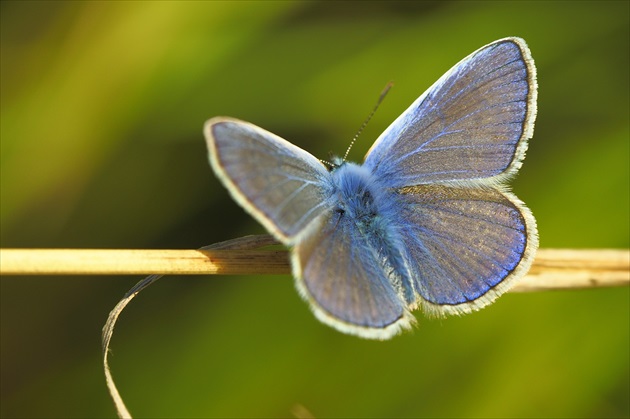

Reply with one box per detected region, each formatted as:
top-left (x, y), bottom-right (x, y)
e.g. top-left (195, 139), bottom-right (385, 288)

top-left (293, 210), bottom-right (414, 339)
top-left (394, 184), bottom-right (537, 315)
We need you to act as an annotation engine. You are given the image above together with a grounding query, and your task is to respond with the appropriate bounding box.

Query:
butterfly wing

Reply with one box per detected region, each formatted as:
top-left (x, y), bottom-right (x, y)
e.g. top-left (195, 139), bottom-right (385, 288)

top-left (364, 37), bottom-right (537, 187)
top-left (205, 117), bottom-right (332, 244)
top-left (361, 37), bottom-right (539, 315)
top-left (293, 211), bottom-right (414, 339)
top-left (206, 118), bottom-right (412, 338)
top-left (395, 184), bottom-right (537, 315)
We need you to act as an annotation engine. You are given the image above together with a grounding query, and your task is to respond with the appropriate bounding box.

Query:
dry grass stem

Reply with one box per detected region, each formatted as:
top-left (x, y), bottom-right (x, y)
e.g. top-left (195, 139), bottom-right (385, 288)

top-left (1, 244), bottom-right (628, 292)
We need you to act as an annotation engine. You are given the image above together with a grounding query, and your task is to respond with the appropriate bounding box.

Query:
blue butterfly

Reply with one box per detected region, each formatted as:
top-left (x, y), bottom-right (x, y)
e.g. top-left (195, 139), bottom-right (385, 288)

top-left (204, 37), bottom-right (538, 339)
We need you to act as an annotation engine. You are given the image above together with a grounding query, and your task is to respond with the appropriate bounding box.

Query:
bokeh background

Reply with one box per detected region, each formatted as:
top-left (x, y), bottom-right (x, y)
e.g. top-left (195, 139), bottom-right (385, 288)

top-left (1, 1), bottom-right (628, 418)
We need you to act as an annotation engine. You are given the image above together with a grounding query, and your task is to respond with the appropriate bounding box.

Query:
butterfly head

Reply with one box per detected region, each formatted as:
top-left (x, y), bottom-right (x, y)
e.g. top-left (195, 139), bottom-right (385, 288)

top-left (330, 162), bottom-right (387, 226)
top-left (321, 155), bottom-right (347, 172)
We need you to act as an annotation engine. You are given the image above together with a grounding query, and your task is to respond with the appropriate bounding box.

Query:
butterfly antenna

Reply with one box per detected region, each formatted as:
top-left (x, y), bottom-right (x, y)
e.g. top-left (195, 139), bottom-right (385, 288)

top-left (343, 81), bottom-right (394, 162)
top-left (319, 158), bottom-right (335, 169)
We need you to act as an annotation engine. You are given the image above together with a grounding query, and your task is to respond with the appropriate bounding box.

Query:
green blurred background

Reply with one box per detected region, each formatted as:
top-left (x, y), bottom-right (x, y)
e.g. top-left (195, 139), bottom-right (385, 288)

top-left (1, 1), bottom-right (628, 418)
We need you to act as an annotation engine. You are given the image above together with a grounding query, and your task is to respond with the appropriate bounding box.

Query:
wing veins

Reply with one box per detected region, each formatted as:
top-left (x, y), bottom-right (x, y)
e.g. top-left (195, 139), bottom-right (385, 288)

top-left (269, 182), bottom-right (312, 219)
top-left (389, 93), bottom-right (529, 169)
top-left (417, 201), bottom-right (526, 231)
top-left (404, 228), bottom-right (468, 301)
top-left (422, 59), bottom-right (526, 120)
top-left (418, 224), bottom-right (517, 270)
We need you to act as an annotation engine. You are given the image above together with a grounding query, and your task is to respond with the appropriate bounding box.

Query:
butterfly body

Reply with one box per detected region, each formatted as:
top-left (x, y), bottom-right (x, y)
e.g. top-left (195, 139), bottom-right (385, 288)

top-left (205, 37), bottom-right (538, 339)
top-left (330, 161), bottom-right (422, 301)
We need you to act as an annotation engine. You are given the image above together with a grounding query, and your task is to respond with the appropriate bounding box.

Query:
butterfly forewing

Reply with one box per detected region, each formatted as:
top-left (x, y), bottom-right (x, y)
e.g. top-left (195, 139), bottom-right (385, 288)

top-left (364, 37), bottom-right (537, 187)
top-left (205, 118), bottom-right (333, 243)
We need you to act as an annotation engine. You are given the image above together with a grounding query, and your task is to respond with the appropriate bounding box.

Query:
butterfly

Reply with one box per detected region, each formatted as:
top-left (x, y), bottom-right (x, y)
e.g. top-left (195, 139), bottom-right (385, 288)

top-left (203, 37), bottom-right (538, 340)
